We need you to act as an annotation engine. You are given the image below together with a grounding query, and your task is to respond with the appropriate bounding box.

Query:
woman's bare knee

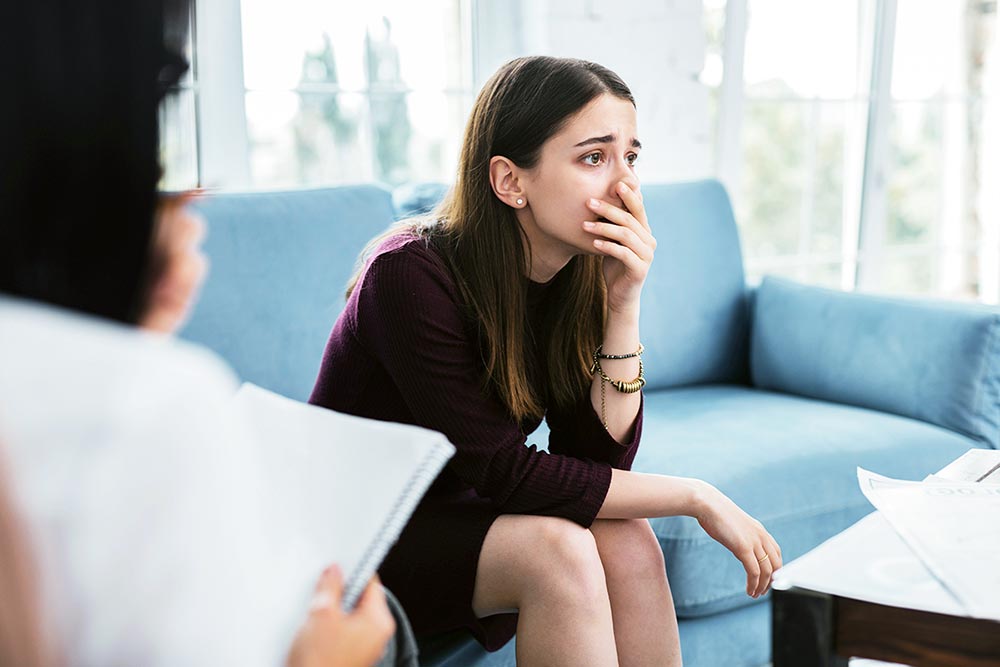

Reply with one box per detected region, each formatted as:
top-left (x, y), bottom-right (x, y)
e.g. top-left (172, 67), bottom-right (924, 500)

top-left (517, 517), bottom-right (610, 619)
top-left (473, 515), bottom-right (607, 616)
top-left (591, 518), bottom-right (666, 582)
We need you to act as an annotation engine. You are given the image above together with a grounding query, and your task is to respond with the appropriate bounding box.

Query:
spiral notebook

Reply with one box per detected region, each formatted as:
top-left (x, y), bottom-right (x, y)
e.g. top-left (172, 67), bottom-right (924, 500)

top-left (228, 383), bottom-right (455, 609)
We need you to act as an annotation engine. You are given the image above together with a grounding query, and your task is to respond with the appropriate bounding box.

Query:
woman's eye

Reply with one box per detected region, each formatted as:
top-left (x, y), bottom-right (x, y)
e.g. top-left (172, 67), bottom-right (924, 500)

top-left (584, 152), bottom-right (603, 165)
top-left (626, 153), bottom-right (639, 166)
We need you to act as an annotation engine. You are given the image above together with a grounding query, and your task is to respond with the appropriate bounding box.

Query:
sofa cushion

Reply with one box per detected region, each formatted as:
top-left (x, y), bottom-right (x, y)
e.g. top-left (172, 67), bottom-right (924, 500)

top-left (752, 276), bottom-right (1000, 449)
top-left (631, 384), bottom-right (979, 618)
top-left (182, 185), bottom-right (396, 401)
top-left (639, 180), bottom-right (750, 390)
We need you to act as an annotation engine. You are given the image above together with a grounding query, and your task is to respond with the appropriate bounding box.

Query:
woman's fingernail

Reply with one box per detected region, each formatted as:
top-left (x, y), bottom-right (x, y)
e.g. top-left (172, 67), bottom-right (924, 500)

top-left (588, 198), bottom-right (600, 208)
top-left (583, 221), bottom-right (595, 229)
top-left (310, 591), bottom-right (334, 612)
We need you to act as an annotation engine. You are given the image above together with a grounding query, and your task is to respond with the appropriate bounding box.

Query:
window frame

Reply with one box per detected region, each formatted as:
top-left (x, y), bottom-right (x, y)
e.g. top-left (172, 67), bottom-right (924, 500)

top-left (721, 0), bottom-right (997, 303)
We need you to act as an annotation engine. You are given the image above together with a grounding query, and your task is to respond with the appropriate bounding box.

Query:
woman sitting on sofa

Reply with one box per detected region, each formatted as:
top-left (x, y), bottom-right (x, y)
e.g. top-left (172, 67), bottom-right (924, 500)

top-left (310, 55), bottom-right (783, 666)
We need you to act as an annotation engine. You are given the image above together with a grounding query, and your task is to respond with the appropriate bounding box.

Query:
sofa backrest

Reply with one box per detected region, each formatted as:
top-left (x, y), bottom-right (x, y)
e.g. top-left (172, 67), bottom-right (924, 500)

top-left (638, 180), bottom-right (750, 389)
top-left (181, 185), bottom-right (396, 401)
top-left (752, 276), bottom-right (1000, 449)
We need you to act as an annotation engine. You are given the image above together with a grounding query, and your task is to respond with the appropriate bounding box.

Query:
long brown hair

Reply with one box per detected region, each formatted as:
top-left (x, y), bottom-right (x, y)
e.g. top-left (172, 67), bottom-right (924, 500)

top-left (350, 56), bottom-right (635, 422)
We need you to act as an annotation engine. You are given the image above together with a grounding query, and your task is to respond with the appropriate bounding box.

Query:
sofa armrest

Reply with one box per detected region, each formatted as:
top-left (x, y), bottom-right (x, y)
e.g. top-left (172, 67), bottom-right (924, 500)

top-left (751, 276), bottom-right (1000, 448)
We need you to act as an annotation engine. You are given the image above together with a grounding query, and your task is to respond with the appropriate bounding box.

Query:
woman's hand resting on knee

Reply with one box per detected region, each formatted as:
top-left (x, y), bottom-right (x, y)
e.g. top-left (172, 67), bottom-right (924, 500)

top-left (599, 470), bottom-right (782, 599)
top-left (287, 566), bottom-right (396, 667)
top-left (692, 484), bottom-right (782, 598)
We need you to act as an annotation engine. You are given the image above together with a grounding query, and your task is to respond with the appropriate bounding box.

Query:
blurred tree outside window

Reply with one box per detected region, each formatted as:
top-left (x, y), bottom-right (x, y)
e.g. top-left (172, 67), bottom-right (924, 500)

top-left (737, 0), bottom-right (870, 290)
top-left (711, 0), bottom-right (998, 302)
top-left (880, 0), bottom-right (998, 300)
top-left (240, 0), bottom-right (472, 189)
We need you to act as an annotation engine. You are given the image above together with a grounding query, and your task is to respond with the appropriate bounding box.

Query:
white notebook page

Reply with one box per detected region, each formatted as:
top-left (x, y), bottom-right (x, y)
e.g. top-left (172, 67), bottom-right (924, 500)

top-left (227, 383), bottom-right (455, 609)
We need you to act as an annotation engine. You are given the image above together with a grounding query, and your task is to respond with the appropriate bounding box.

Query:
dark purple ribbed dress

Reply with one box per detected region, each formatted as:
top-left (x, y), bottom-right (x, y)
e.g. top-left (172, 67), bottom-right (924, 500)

top-left (309, 233), bottom-right (642, 650)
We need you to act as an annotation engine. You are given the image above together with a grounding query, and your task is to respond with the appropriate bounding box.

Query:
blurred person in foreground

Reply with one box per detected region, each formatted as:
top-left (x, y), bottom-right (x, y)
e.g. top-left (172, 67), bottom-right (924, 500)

top-left (0, 0), bottom-right (412, 664)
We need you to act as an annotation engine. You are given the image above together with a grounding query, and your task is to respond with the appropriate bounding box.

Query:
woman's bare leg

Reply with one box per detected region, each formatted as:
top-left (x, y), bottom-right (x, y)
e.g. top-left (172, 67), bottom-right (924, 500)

top-left (472, 515), bottom-right (620, 666)
top-left (589, 519), bottom-right (681, 667)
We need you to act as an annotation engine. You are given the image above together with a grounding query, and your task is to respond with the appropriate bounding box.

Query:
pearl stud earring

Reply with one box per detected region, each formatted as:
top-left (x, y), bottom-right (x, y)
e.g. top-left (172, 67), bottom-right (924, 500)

top-left (516, 198), bottom-right (524, 206)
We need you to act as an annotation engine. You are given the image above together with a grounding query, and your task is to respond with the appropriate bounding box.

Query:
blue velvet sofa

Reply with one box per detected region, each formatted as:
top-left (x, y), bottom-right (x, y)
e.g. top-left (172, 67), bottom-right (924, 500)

top-left (182, 180), bottom-right (1000, 667)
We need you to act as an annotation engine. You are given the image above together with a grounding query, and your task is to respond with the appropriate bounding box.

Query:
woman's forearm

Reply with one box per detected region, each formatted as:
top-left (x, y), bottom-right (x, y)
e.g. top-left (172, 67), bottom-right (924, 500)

top-left (596, 469), bottom-right (708, 520)
top-left (591, 305), bottom-right (642, 442)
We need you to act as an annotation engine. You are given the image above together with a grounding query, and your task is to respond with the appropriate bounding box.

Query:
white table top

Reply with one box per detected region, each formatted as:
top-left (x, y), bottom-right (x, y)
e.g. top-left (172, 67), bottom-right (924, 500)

top-left (772, 511), bottom-right (967, 616)
top-left (772, 448), bottom-right (1000, 618)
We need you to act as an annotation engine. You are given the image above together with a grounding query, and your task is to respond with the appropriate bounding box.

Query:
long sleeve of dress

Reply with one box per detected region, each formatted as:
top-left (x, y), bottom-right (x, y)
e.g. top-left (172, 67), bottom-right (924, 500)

top-left (352, 241), bottom-right (612, 528)
top-left (546, 393), bottom-right (643, 471)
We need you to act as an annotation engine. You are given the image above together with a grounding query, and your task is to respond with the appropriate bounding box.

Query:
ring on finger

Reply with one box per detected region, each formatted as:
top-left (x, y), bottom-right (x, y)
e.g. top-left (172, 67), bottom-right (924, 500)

top-left (757, 553), bottom-right (769, 564)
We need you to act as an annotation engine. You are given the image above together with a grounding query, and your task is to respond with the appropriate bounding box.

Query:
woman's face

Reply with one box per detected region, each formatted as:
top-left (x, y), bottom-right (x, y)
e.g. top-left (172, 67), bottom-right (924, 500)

top-left (139, 193), bottom-right (208, 335)
top-left (517, 93), bottom-right (641, 275)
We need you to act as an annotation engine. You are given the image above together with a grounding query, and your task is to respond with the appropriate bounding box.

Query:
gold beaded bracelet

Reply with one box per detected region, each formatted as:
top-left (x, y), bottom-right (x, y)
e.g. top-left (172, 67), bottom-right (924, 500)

top-left (591, 345), bottom-right (645, 428)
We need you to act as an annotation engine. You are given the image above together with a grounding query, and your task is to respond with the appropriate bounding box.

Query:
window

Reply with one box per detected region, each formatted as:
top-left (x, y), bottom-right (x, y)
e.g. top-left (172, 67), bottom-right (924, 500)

top-left (162, 1), bottom-right (999, 302)
top-left (712, 0), bottom-right (999, 303)
top-left (737, 0), bottom-right (873, 290)
top-left (703, 0), bottom-right (1000, 303)
top-left (876, 0), bottom-right (998, 300)
top-left (159, 0), bottom-right (472, 191)
top-left (239, 0), bottom-right (473, 188)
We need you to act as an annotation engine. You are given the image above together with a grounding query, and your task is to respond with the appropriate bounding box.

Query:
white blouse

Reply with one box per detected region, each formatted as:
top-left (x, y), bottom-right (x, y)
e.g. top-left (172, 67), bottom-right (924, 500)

top-left (0, 297), bottom-right (309, 666)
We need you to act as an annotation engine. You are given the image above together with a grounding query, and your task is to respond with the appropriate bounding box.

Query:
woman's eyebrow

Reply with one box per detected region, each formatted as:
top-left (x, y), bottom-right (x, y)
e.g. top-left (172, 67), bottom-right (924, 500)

top-left (573, 134), bottom-right (643, 149)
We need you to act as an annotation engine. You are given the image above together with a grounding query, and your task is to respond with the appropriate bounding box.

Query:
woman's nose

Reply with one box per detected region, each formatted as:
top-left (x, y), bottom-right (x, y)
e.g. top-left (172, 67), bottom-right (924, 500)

top-left (609, 163), bottom-right (640, 200)
top-left (621, 170), bottom-right (640, 193)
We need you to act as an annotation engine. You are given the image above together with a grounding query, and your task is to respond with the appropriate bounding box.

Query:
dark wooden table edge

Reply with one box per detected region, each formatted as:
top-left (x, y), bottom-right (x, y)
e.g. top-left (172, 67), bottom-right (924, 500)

top-left (772, 586), bottom-right (1000, 667)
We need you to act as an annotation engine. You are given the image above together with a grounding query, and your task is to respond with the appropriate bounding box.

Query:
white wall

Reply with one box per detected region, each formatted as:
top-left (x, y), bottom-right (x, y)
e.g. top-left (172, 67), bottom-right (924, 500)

top-left (473, 0), bottom-right (713, 182)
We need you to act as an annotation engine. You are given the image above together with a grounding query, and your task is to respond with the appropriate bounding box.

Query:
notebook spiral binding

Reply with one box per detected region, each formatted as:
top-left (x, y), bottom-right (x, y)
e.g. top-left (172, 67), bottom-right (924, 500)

top-left (341, 442), bottom-right (453, 610)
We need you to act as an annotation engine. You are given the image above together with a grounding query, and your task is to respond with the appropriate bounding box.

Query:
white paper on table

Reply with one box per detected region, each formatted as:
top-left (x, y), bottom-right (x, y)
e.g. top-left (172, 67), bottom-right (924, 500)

top-left (930, 448), bottom-right (1000, 484)
top-left (772, 512), bottom-right (967, 616)
top-left (857, 468), bottom-right (1000, 621)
